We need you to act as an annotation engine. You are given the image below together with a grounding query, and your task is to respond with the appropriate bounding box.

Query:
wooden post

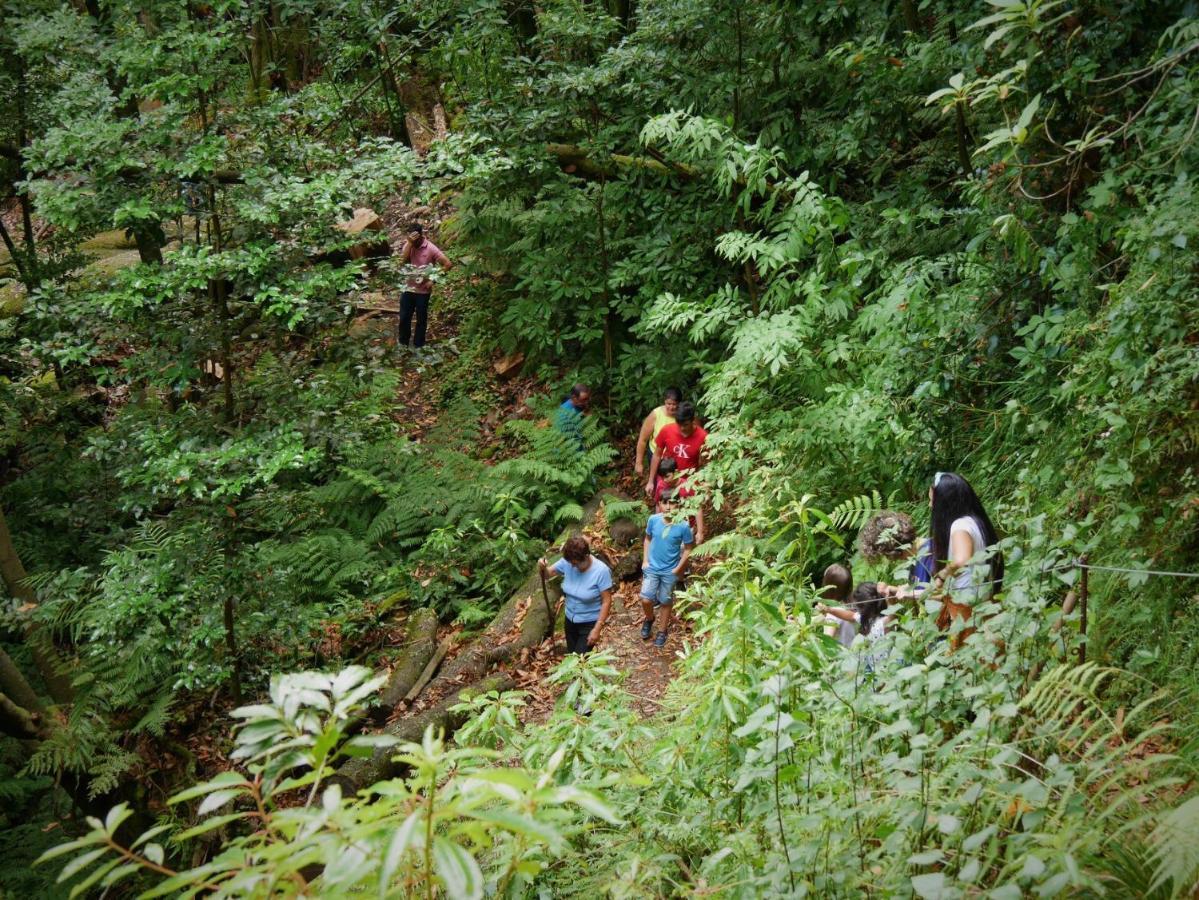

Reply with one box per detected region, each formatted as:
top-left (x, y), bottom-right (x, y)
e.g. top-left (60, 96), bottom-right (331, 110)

top-left (1077, 555), bottom-right (1088, 665)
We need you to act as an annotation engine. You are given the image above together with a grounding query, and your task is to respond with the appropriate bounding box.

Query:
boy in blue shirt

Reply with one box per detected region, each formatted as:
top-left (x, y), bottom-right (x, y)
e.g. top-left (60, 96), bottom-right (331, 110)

top-left (539, 534), bottom-right (613, 654)
top-left (640, 489), bottom-right (695, 648)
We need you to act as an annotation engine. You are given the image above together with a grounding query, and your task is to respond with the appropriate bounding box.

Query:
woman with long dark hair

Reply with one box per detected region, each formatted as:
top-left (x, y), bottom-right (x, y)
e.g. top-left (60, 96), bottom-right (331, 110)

top-left (927, 471), bottom-right (1003, 640)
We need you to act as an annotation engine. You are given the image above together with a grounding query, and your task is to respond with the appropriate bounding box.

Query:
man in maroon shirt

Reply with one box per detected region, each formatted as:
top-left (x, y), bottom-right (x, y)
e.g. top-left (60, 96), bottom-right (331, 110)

top-left (398, 223), bottom-right (452, 353)
top-left (646, 401), bottom-right (707, 506)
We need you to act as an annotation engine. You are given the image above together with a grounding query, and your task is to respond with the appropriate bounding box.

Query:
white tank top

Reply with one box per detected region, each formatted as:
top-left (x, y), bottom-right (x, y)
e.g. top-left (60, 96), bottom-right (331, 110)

top-left (949, 516), bottom-right (992, 604)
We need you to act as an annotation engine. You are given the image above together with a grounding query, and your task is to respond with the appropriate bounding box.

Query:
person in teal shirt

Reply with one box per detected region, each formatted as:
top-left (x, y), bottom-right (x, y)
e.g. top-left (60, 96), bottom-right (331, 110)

top-left (539, 534), bottom-right (612, 654)
top-left (639, 490), bottom-right (695, 648)
top-left (556, 383), bottom-right (590, 451)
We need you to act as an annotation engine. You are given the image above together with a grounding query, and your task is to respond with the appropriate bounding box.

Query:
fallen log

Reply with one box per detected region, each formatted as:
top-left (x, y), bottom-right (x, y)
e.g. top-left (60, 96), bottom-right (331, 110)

top-left (332, 489), bottom-right (628, 792)
top-left (403, 637), bottom-right (453, 703)
top-left (333, 673), bottom-right (514, 792)
top-left (546, 142), bottom-right (698, 182)
top-left (374, 608), bottom-right (439, 715)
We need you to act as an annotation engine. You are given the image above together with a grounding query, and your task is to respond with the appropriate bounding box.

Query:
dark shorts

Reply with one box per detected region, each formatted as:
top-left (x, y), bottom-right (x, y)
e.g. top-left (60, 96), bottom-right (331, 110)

top-left (564, 618), bottom-right (597, 655)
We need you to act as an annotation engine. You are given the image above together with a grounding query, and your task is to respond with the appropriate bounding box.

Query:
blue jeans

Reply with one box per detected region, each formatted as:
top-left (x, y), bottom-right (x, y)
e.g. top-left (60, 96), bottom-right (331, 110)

top-left (640, 571), bottom-right (678, 607)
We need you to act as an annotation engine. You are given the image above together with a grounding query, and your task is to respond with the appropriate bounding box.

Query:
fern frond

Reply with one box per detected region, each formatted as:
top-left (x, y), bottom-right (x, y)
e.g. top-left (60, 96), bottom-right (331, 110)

top-left (827, 490), bottom-right (884, 530)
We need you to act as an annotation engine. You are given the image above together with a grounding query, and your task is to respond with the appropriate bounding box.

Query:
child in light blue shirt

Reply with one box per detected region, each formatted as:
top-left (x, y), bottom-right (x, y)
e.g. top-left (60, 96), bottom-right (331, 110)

top-left (640, 490), bottom-right (695, 648)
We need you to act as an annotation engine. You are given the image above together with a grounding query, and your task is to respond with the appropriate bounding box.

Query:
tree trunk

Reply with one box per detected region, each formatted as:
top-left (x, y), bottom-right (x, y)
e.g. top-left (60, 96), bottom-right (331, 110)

top-left (133, 221), bottom-right (165, 266)
top-left (0, 645), bottom-right (43, 719)
top-left (504, 0), bottom-right (538, 57)
top-left (0, 216), bottom-right (32, 288)
top-left (0, 504), bottom-right (75, 706)
top-left (954, 100), bottom-right (972, 176)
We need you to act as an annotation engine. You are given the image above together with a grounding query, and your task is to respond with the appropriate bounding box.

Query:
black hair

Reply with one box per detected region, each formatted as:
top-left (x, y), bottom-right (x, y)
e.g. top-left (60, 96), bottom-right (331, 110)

top-left (675, 401), bottom-right (696, 425)
top-left (820, 564), bottom-right (852, 603)
top-left (570, 383), bottom-right (590, 400)
top-left (659, 487), bottom-right (679, 504)
top-left (664, 387), bottom-right (683, 403)
top-left (930, 472), bottom-right (1004, 591)
top-left (852, 582), bottom-right (887, 636)
top-left (657, 457), bottom-right (678, 477)
top-left (408, 223), bottom-right (424, 234)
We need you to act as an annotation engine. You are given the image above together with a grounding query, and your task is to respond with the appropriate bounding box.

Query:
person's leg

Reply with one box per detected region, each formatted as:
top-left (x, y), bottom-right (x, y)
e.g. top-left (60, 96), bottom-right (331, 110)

top-left (412, 292), bottom-right (431, 348)
top-left (564, 618), bottom-right (592, 654)
top-left (397, 292), bottom-right (415, 347)
top-left (653, 574), bottom-right (677, 645)
top-left (638, 574), bottom-right (658, 639)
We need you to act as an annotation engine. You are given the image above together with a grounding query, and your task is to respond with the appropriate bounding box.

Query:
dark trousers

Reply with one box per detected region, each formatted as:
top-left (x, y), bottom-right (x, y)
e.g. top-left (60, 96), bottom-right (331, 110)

top-left (564, 618), bottom-right (597, 655)
top-left (398, 291), bottom-right (431, 347)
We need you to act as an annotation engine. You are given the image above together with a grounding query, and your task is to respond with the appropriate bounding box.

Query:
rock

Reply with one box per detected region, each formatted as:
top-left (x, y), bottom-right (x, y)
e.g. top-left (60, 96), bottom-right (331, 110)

top-left (0, 282), bottom-right (26, 319)
top-left (79, 229), bottom-right (140, 252)
top-left (611, 547), bottom-right (643, 583)
top-left (335, 207), bottom-right (390, 261)
top-left (493, 351), bottom-right (525, 382)
top-left (337, 208), bottom-right (383, 235)
top-left (357, 290), bottom-right (396, 311)
top-left (609, 517), bottom-right (641, 548)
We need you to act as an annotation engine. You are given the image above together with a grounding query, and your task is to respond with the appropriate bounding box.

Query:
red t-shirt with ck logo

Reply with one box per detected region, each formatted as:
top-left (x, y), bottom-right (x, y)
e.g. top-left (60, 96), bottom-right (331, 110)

top-left (654, 423), bottom-right (707, 471)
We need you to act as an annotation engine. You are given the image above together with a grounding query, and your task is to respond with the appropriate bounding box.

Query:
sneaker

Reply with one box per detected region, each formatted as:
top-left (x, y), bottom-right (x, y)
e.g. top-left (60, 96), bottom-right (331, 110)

top-left (640, 619), bottom-right (654, 640)
top-left (654, 629), bottom-right (668, 648)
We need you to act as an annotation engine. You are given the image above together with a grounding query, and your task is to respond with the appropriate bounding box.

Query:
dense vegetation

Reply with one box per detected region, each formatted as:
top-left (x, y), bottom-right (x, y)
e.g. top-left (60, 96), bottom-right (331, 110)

top-left (1, 0), bottom-right (1197, 896)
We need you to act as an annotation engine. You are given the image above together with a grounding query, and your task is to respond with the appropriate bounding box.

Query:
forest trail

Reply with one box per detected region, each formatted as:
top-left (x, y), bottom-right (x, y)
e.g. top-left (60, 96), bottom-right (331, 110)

top-left (514, 581), bottom-right (695, 726)
top-left (360, 203), bottom-right (692, 730)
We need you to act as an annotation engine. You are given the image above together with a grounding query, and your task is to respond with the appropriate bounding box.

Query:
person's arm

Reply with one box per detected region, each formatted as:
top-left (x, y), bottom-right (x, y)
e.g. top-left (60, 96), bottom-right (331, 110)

top-left (694, 504), bottom-right (705, 545)
top-left (399, 240), bottom-right (414, 263)
top-left (436, 248), bottom-right (453, 271)
top-left (816, 603), bottom-right (857, 623)
top-left (674, 541), bottom-right (695, 576)
top-left (645, 451), bottom-right (661, 497)
top-left (539, 557), bottom-right (564, 581)
top-left (929, 531), bottom-right (975, 595)
top-left (634, 412), bottom-right (655, 476)
top-left (588, 589), bottom-right (613, 646)
top-left (642, 534), bottom-right (651, 570)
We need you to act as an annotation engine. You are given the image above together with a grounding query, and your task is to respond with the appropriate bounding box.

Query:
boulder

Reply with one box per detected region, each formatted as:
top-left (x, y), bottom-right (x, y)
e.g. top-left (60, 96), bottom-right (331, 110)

top-left (335, 207), bottom-right (390, 261)
top-left (609, 516), bottom-right (641, 548)
top-left (0, 282), bottom-right (26, 319)
top-left (493, 351), bottom-right (525, 382)
top-left (79, 229), bottom-right (140, 252)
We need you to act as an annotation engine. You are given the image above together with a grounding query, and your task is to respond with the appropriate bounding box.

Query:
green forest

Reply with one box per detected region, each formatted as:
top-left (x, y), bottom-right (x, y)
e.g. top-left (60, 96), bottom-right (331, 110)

top-left (1, 0), bottom-right (1197, 896)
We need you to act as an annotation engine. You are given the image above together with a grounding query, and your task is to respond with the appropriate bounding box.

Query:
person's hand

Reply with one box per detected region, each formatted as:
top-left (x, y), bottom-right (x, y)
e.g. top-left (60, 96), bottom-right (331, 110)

top-left (538, 558), bottom-right (548, 574)
top-left (877, 581), bottom-right (893, 598)
top-left (635, 459), bottom-right (644, 476)
top-left (587, 625), bottom-right (602, 646)
top-left (815, 602), bottom-right (829, 615)
top-left (644, 480), bottom-right (654, 497)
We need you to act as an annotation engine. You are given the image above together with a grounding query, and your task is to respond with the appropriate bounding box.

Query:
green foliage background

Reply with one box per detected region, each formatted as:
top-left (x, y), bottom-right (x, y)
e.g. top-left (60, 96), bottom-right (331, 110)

top-left (0, 0), bottom-right (1197, 895)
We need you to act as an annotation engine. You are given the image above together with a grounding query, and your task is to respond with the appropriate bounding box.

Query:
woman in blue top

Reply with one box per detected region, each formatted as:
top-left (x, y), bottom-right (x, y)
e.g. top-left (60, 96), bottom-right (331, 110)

top-left (539, 535), bottom-right (613, 654)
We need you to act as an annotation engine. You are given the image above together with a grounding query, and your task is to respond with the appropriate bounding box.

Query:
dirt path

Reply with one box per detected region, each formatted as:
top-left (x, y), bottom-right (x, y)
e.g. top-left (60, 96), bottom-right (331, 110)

top-left (511, 583), bottom-right (693, 725)
top-left (359, 197), bottom-right (693, 728)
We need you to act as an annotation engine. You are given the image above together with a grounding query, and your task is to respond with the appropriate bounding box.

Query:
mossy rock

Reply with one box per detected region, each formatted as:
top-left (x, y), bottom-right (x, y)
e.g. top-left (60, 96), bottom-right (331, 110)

top-left (0, 282), bottom-right (26, 319)
top-left (78, 228), bottom-right (139, 251)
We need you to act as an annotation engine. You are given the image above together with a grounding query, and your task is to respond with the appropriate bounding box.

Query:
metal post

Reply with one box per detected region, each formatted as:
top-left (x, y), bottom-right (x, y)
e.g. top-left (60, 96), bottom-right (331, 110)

top-left (1077, 555), bottom-right (1089, 665)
